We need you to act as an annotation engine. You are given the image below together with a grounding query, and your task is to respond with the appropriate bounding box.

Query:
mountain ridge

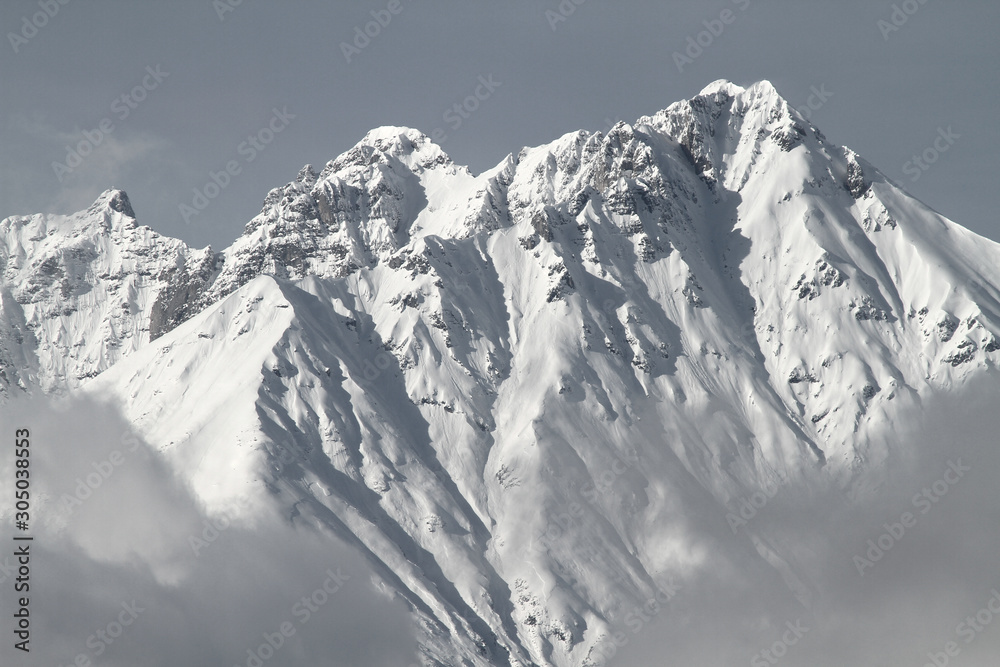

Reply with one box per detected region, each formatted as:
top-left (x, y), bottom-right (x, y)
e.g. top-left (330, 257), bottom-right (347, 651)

top-left (4, 79), bottom-right (1000, 666)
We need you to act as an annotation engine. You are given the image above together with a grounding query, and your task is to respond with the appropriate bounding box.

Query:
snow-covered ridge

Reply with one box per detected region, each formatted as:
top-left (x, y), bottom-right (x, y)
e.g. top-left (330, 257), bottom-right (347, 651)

top-left (5, 80), bottom-right (1000, 666)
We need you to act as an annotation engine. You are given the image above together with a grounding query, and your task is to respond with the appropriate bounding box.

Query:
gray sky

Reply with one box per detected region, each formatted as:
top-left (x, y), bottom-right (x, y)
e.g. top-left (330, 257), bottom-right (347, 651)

top-left (2, 0), bottom-right (998, 251)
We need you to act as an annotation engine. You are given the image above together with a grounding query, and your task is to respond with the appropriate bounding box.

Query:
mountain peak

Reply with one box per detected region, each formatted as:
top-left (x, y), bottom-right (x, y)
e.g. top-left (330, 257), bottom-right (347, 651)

top-left (698, 79), bottom-right (784, 101)
top-left (90, 188), bottom-right (136, 220)
top-left (7, 80), bottom-right (1000, 667)
top-left (690, 79), bottom-right (789, 121)
top-left (296, 164), bottom-right (318, 186)
top-left (360, 124), bottom-right (426, 146)
top-left (698, 78), bottom-right (746, 97)
top-left (316, 126), bottom-right (456, 186)
top-left (67, 188), bottom-right (139, 235)
top-left (349, 125), bottom-right (454, 173)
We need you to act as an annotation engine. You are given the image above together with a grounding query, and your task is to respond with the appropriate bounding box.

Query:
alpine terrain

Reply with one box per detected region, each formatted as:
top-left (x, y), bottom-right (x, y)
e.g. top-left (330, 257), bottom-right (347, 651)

top-left (3, 80), bottom-right (999, 666)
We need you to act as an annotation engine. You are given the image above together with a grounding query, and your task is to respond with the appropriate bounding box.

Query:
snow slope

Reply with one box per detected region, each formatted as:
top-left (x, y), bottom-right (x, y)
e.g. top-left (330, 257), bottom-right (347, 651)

top-left (5, 80), bottom-right (1000, 666)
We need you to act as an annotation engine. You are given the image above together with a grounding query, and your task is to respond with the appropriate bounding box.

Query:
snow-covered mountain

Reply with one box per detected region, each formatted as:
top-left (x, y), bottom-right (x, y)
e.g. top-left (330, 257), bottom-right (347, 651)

top-left (4, 79), bottom-right (1000, 666)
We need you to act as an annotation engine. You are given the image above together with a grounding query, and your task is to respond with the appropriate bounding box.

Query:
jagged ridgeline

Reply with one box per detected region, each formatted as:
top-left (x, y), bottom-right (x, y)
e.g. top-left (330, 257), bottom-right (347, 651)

top-left (3, 80), bottom-right (1000, 666)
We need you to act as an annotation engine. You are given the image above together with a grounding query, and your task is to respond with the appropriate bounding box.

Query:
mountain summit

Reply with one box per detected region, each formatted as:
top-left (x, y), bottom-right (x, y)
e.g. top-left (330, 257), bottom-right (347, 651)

top-left (3, 80), bottom-right (1000, 666)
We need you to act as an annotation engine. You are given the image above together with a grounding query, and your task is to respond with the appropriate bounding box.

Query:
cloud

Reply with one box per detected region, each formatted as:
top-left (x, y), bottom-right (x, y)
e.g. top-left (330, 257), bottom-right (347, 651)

top-left (4, 113), bottom-right (179, 219)
top-left (0, 395), bottom-right (417, 667)
top-left (611, 374), bottom-right (1000, 667)
top-left (4, 379), bottom-right (999, 666)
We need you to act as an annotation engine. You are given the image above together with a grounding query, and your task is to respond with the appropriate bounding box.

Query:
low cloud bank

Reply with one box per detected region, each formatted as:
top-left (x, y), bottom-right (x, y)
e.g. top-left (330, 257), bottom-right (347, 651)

top-left (0, 395), bottom-right (416, 667)
top-left (613, 373), bottom-right (1000, 667)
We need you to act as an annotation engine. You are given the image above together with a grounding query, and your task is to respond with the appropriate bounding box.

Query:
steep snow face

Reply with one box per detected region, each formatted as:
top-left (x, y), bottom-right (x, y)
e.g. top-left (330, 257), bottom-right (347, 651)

top-left (9, 80), bottom-right (1000, 666)
top-left (641, 80), bottom-right (1000, 467)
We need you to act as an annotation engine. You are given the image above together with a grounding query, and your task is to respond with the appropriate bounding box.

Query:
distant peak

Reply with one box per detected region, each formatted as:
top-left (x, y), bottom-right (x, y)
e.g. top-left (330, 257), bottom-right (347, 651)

top-left (322, 126), bottom-right (454, 178)
top-left (360, 125), bottom-right (427, 146)
top-left (358, 126), bottom-right (449, 163)
top-left (745, 79), bottom-right (783, 100)
top-left (697, 80), bottom-right (785, 105)
top-left (699, 79), bottom-right (746, 97)
top-left (296, 164), bottom-right (318, 186)
top-left (92, 189), bottom-right (135, 219)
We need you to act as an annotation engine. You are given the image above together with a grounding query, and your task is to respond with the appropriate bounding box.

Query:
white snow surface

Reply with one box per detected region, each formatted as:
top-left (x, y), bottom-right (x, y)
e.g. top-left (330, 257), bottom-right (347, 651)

top-left (4, 80), bottom-right (1000, 666)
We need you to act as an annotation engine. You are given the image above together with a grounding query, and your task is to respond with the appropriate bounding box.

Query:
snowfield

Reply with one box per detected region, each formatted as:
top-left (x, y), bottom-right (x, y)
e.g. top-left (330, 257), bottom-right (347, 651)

top-left (3, 80), bottom-right (1000, 666)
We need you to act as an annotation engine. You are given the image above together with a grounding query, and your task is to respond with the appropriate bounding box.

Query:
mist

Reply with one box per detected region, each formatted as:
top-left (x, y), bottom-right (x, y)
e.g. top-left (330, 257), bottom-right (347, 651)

top-left (610, 372), bottom-right (1000, 666)
top-left (0, 394), bottom-right (417, 667)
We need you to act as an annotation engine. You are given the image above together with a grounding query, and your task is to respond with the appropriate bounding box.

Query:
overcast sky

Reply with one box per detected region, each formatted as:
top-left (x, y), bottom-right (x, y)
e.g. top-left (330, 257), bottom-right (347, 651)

top-left (2, 1), bottom-right (997, 251)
